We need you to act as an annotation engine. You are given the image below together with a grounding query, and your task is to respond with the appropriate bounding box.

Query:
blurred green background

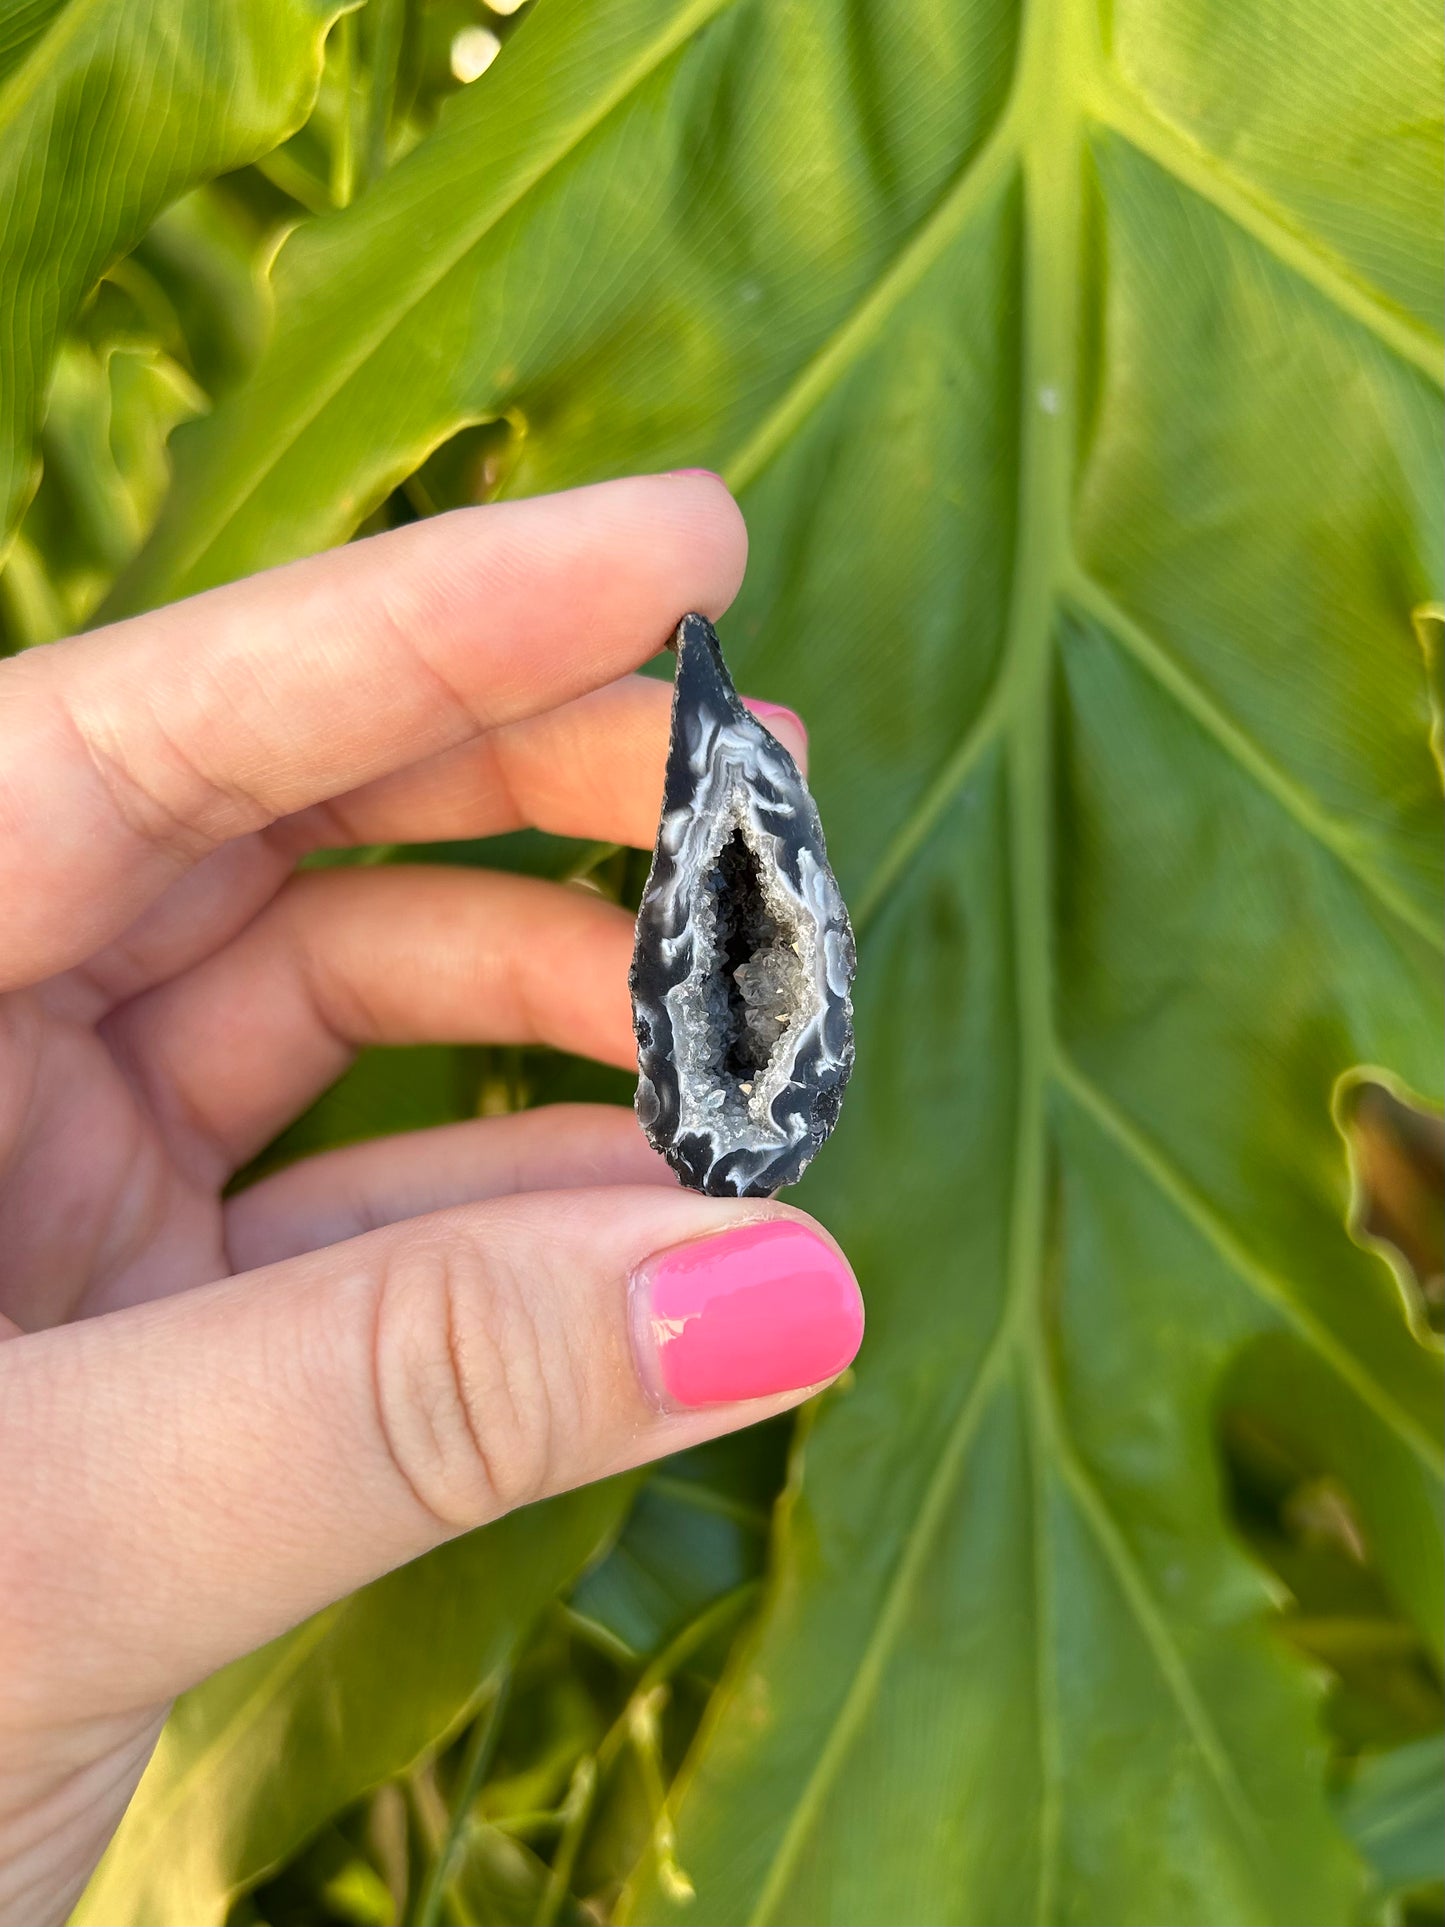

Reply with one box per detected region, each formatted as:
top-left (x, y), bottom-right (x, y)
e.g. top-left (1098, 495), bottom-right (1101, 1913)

top-left (2, 0), bottom-right (1442, 1921)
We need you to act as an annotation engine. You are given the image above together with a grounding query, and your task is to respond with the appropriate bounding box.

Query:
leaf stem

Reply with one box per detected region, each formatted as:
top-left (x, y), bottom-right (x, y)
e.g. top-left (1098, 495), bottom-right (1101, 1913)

top-left (533, 1584), bottom-right (762, 1924)
top-left (533, 1754), bottom-right (598, 1927)
top-left (994, 0), bottom-right (1093, 1913)
top-left (331, 10), bottom-right (358, 209)
top-left (603, 1579), bottom-right (762, 1776)
top-left (414, 1672), bottom-right (512, 1927)
top-left (362, 0), bottom-right (407, 188)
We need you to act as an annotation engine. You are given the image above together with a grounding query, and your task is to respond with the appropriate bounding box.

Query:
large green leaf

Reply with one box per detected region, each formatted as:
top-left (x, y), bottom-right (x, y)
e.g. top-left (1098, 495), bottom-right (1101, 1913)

top-left (0, 0), bottom-right (345, 557)
top-left (73, 1482), bottom-right (631, 1927)
top-left (105, 0), bottom-right (1444, 1919)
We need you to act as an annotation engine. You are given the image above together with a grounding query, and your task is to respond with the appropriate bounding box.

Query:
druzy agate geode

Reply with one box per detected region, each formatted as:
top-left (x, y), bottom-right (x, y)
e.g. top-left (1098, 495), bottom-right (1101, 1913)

top-left (629, 614), bottom-right (855, 1197)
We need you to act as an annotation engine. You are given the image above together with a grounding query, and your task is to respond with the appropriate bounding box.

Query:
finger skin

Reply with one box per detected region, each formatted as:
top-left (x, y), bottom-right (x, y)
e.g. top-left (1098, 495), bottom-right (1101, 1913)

top-left (0, 1190), bottom-right (850, 1719)
top-left (46, 675), bottom-right (683, 1022)
top-left (225, 1104), bottom-right (674, 1271)
top-left (41, 832), bottom-right (297, 1024)
top-left (0, 475), bottom-right (746, 990)
top-left (302, 677), bottom-right (809, 852)
top-left (48, 679), bottom-right (806, 1018)
top-left (53, 677), bottom-right (684, 1024)
top-left (0, 995), bottom-right (227, 1332)
top-left (104, 866), bottom-right (639, 1184)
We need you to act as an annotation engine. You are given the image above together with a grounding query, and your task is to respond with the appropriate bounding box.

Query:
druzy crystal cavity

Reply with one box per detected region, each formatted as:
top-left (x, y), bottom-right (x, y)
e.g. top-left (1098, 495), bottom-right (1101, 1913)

top-left (630, 614), bottom-right (855, 1197)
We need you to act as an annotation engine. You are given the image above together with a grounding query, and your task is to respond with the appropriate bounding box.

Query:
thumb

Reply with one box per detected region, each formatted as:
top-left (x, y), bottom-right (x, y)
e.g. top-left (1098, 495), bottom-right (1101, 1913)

top-left (0, 1190), bottom-right (862, 1715)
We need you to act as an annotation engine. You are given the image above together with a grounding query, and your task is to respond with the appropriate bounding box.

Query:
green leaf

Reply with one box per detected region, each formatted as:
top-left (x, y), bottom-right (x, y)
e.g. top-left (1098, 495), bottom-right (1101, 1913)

top-left (5, 335), bottom-right (206, 643)
top-left (0, 0), bottom-right (346, 557)
top-left (242, 1041), bottom-right (487, 1180)
top-left (130, 182), bottom-right (280, 399)
top-left (72, 1481), bottom-right (633, 1927)
top-left (431, 1821), bottom-right (560, 1927)
top-left (571, 1427), bottom-right (787, 1659)
top-left (106, 0), bottom-right (1444, 1919)
top-left (109, 0), bottom-right (873, 610)
top-left (1338, 1737), bottom-right (1445, 1902)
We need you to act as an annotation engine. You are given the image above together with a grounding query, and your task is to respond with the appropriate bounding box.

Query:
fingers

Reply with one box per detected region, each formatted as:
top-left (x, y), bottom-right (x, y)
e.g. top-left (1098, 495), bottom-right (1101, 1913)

top-left (104, 867), bottom-right (639, 1184)
top-left (0, 475), bottom-right (746, 990)
top-left (61, 677), bottom-right (681, 1021)
top-left (55, 676), bottom-right (682, 1020)
top-left (226, 1104), bottom-right (672, 1271)
top-left (297, 677), bottom-right (809, 855)
top-left (0, 1192), bottom-right (863, 1717)
top-left (48, 683), bottom-right (805, 1020)
top-left (42, 833), bottom-right (296, 1023)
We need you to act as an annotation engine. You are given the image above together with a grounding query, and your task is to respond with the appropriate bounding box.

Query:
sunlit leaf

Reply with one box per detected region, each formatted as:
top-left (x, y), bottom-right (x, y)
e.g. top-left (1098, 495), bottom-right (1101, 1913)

top-left (5, 338), bottom-right (206, 644)
top-left (0, 0), bottom-right (346, 557)
top-left (73, 1482), bottom-right (632, 1927)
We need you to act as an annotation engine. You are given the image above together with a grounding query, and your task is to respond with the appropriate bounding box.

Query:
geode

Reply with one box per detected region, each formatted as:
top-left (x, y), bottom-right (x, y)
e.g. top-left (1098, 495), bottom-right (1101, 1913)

top-left (630, 613), bottom-right (855, 1197)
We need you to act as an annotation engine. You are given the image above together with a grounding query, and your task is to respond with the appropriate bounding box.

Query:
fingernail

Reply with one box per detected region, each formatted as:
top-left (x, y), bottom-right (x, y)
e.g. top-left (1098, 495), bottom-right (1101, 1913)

top-left (744, 698), bottom-right (808, 753)
top-left (631, 1220), bottom-right (863, 1410)
top-left (669, 468), bottom-right (724, 482)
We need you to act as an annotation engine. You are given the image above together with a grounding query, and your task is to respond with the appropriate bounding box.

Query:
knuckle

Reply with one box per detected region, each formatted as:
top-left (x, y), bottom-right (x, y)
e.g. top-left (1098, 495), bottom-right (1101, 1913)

top-left (279, 873), bottom-right (390, 1050)
top-left (64, 701), bottom-right (217, 867)
top-left (371, 1231), bottom-right (557, 1528)
top-left (55, 670), bottom-right (273, 867)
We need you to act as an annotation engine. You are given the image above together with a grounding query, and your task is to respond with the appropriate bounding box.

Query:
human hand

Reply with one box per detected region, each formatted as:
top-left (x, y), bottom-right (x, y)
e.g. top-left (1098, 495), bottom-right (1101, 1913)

top-left (0, 475), bottom-right (863, 1926)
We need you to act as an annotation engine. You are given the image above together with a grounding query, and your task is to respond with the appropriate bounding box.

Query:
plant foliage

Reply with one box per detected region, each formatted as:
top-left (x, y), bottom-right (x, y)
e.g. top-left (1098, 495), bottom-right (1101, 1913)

top-left (0, 0), bottom-right (1440, 1921)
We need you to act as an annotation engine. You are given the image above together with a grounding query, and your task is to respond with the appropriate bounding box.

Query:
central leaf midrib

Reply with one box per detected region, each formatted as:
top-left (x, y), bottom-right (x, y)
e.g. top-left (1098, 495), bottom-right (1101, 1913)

top-left (895, 0), bottom-right (1280, 1867)
top-left (1000, 0), bottom-right (1078, 1912)
top-left (741, 0), bottom-right (1341, 1907)
top-left (745, 0), bottom-right (1080, 1908)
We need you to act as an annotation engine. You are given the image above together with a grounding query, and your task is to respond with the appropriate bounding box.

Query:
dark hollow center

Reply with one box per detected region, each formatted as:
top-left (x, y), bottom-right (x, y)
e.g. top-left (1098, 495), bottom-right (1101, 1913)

top-left (707, 828), bottom-right (787, 1079)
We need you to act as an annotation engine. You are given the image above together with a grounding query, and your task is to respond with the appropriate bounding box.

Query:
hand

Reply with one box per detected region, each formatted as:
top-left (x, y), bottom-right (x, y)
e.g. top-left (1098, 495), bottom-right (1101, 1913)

top-left (0, 475), bottom-right (863, 1926)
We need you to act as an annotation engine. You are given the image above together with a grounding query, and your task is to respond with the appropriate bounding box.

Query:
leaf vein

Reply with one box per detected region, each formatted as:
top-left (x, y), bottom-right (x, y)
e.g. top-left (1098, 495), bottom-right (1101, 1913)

top-left (1050, 1425), bottom-right (1274, 1861)
top-left (744, 1332), bottom-right (1014, 1927)
top-left (722, 109), bottom-right (1020, 498)
top-left (1064, 567), bottom-right (1444, 955)
top-left (1090, 76), bottom-right (1445, 386)
top-left (1053, 1050), bottom-right (1444, 1475)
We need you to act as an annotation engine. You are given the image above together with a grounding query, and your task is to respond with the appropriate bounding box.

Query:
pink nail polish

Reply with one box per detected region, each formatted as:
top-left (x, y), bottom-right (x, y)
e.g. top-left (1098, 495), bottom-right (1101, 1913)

top-left (669, 468), bottom-right (725, 482)
top-left (743, 698), bottom-right (808, 752)
top-left (632, 1220), bottom-right (863, 1409)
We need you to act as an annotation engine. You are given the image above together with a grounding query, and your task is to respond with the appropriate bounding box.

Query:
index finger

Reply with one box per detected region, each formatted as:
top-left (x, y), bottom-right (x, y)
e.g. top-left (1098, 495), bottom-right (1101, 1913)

top-left (0, 474), bottom-right (745, 990)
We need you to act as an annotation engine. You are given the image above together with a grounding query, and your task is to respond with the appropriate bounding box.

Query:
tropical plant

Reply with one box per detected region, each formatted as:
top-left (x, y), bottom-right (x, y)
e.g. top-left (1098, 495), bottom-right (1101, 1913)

top-left (1, 0), bottom-right (1442, 1922)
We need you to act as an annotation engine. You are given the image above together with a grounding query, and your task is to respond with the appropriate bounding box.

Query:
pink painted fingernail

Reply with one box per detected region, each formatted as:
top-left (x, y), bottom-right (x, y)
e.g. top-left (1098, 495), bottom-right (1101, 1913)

top-left (744, 698), bottom-right (808, 752)
top-left (632, 1220), bottom-right (863, 1409)
top-left (669, 468), bottom-right (724, 481)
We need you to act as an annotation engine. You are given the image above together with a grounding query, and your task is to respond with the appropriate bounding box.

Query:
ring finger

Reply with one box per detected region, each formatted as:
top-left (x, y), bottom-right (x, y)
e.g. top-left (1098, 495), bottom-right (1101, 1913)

top-left (102, 865), bottom-right (638, 1186)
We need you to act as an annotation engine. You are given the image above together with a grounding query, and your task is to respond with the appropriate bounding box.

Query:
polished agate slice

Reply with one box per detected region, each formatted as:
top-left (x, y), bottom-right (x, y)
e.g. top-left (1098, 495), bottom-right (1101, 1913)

top-left (630, 613), bottom-right (855, 1197)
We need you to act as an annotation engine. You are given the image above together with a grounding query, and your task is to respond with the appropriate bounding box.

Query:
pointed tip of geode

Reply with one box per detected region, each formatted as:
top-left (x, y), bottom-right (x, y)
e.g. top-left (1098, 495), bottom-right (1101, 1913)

top-left (630, 613), bottom-right (855, 1198)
